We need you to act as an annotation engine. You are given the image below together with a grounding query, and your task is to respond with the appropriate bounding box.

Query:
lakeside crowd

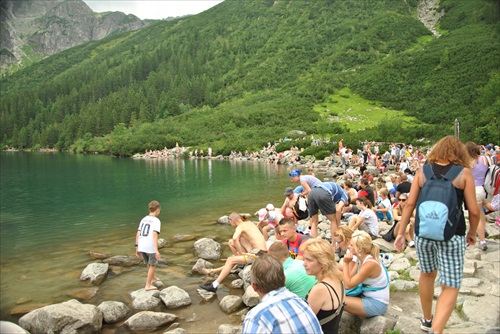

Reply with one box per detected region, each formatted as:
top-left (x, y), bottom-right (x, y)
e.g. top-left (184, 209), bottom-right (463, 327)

top-left (136, 136), bottom-right (500, 334)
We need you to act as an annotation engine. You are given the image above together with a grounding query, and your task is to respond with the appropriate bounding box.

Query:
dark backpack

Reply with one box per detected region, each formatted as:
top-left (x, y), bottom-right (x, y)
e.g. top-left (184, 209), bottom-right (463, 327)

top-left (291, 196), bottom-right (309, 220)
top-left (415, 164), bottom-right (464, 241)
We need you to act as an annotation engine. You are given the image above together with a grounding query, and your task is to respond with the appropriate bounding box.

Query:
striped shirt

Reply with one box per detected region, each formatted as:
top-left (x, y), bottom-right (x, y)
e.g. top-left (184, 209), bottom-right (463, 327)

top-left (242, 287), bottom-right (323, 334)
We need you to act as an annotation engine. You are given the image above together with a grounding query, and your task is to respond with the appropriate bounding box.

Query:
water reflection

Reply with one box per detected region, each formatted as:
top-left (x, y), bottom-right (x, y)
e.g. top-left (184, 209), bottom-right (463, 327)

top-left (1, 153), bottom-right (292, 332)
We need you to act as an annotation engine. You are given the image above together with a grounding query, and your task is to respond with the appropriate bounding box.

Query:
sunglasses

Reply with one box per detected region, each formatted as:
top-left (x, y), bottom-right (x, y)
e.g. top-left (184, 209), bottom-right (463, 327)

top-left (399, 198), bottom-right (407, 202)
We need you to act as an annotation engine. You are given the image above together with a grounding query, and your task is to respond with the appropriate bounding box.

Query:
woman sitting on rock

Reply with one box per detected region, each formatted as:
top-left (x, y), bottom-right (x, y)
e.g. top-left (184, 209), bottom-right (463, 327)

top-left (301, 238), bottom-right (345, 334)
top-left (343, 230), bottom-right (390, 318)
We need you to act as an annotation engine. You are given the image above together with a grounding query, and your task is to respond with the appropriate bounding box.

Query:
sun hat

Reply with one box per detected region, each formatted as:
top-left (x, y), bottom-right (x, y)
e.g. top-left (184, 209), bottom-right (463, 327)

top-left (289, 170), bottom-right (301, 177)
top-left (284, 187), bottom-right (294, 196)
top-left (257, 208), bottom-right (267, 221)
top-left (266, 203), bottom-right (275, 211)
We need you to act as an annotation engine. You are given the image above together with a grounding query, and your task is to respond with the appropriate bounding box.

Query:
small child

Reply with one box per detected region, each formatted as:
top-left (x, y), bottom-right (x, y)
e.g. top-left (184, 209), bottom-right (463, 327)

top-left (135, 200), bottom-right (162, 290)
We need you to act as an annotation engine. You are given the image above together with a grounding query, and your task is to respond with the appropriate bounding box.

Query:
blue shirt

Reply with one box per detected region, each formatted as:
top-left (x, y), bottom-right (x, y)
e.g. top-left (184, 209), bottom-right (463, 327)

top-left (317, 182), bottom-right (349, 204)
top-left (242, 287), bottom-right (323, 334)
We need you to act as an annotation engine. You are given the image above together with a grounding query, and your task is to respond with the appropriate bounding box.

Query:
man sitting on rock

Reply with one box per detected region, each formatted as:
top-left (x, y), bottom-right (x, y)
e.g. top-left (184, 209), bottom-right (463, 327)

top-left (278, 218), bottom-right (311, 260)
top-left (268, 241), bottom-right (317, 299)
top-left (241, 255), bottom-right (322, 334)
top-left (199, 212), bottom-right (267, 292)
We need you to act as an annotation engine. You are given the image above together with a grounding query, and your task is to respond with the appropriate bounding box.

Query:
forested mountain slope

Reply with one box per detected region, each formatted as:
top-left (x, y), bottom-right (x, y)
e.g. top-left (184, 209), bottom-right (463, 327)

top-left (1, 0), bottom-right (498, 156)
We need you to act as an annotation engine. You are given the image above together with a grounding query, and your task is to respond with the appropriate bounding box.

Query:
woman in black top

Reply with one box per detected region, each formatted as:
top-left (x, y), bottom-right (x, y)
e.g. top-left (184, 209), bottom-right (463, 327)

top-left (394, 135), bottom-right (479, 334)
top-left (301, 238), bottom-right (344, 334)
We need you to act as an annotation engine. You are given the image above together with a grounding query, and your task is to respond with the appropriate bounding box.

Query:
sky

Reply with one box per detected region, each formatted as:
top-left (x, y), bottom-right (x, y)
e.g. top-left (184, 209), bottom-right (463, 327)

top-left (83, 0), bottom-right (224, 20)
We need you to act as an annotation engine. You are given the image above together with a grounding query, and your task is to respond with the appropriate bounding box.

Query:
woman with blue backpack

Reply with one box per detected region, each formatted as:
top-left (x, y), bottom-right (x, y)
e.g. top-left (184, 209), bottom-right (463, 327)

top-left (394, 135), bottom-right (479, 334)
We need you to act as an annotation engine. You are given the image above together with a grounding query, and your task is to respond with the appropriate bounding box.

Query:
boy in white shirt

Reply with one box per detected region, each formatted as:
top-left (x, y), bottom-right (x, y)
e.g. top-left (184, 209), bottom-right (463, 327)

top-left (135, 200), bottom-right (162, 290)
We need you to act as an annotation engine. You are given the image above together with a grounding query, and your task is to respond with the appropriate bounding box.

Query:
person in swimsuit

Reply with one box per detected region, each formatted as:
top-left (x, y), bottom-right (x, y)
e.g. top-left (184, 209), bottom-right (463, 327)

top-left (301, 238), bottom-right (345, 334)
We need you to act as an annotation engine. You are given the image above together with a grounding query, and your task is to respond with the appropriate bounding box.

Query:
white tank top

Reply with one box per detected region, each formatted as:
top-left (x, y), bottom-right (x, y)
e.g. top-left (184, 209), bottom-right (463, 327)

top-left (361, 255), bottom-right (390, 304)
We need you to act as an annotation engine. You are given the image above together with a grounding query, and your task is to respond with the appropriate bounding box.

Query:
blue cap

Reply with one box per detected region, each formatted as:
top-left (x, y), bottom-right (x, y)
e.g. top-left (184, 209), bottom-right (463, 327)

top-left (289, 170), bottom-right (301, 177)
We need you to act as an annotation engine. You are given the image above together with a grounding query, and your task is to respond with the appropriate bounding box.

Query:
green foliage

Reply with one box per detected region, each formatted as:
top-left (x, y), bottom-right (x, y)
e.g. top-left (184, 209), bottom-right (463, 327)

top-left (1, 0), bottom-right (498, 154)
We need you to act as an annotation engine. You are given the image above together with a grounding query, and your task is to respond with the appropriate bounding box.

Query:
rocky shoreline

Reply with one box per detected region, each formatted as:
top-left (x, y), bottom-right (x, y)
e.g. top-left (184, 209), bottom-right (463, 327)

top-left (3, 158), bottom-right (500, 334)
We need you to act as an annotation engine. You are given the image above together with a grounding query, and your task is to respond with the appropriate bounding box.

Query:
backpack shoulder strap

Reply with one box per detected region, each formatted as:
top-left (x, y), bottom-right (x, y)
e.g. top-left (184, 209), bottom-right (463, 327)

top-left (422, 164), bottom-right (434, 184)
top-left (444, 165), bottom-right (464, 186)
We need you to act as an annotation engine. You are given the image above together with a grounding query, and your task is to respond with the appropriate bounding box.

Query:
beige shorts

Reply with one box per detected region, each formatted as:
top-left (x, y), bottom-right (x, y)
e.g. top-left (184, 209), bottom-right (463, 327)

top-left (242, 249), bottom-right (266, 265)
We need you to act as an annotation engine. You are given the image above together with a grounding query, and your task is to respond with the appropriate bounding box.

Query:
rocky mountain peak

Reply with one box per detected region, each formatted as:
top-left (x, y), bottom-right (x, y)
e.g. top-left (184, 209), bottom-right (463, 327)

top-left (0, 0), bottom-right (146, 73)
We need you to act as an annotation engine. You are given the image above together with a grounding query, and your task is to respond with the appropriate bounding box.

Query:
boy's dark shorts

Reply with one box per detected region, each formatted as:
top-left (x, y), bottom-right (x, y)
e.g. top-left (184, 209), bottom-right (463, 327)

top-left (141, 252), bottom-right (158, 265)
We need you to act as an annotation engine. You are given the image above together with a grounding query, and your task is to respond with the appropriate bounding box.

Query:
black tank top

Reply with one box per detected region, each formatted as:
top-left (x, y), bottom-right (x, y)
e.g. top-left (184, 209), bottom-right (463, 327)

top-left (315, 281), bottom-right (344, 334)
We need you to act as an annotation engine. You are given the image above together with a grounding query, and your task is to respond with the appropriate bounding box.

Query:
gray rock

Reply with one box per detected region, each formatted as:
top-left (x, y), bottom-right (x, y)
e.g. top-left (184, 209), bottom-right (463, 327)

top-left (389, 257), bottom-right (411, 271)
top-left (216, 324), bottom-right (242, 334)
top-left (197, 288), bottom-right (216, 301)
top-left (241, 285), bottom-right (259, 307)
top-left (97, 301), bottom-right (129, 323)
top-left (89, 251), bottom-right (111, 260)
top-left (359, 315), bottom-right (396, 334)
top-left (80, 262), bottom-right (109, 285)
top-left (231, 278), bottom-right (244, 289)
top-left (394, 315), bottom-right (422, 334)
top-left (19, 299), bottom-right (102, 334)
top-left (218, 216), bottom-right (230, 224)
top-left (102, 255), bottom-right (141, 266)
top-left (373, 238), bottom-right (396, 253)
top-left (158, 238), bottom-right (168, 248)
top-left (124, 311), bottom-right (176, 331)
top-left (194, 238), bottom-right (222, 260)
top-left (130, 288), bottom-right (162, 310)
top-left (390, 280), bottom-right (418, 291)
top-left (192, 258), bottom-right (214, 275)
top-left (160, 286), bottom-right (191, 309)
top-left (461, 278), bottom-right (481, 288)
top-left (463, 261), bottom-right (477, 278)
top-left (409, 269), bottom-right (420, 281)
top-left (219, 295), bottom-right (243, 314)
top-left (163, 328), bottom-right (187, 334)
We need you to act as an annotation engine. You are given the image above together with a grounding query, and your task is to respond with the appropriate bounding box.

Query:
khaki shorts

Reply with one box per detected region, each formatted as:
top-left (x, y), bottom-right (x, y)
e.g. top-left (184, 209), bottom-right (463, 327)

top-left (242, 249), bottom-right (266, 265)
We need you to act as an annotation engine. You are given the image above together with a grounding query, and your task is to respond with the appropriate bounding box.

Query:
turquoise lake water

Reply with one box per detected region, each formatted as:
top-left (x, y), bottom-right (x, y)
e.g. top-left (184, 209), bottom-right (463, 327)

top-left (0, 152), bottom-right (292, 332)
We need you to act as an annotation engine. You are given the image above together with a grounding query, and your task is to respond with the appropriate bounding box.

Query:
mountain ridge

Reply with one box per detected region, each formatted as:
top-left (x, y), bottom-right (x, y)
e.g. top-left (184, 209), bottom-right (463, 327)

top-left (0, 0), bottom-right (146, 73)
top-left (1, 0), bottom-right (498, 154)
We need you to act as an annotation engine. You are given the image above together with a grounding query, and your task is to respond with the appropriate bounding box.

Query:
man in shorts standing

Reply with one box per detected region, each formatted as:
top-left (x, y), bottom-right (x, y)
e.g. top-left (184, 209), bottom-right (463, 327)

top-left (135, 200), bottom-right (162, 291)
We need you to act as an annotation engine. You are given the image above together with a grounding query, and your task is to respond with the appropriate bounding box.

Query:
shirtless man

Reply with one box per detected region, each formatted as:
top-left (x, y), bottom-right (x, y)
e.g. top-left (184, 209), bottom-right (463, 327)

top-left (281, 187), bottom-right (299, 222)
top-left (199, 212), bottom-right (267, 292)
top-left (227, 212), bottom-right (263, 255)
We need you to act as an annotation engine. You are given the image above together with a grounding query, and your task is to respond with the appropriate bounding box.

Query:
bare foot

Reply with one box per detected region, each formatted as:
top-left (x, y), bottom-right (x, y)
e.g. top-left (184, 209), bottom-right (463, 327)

top-left (145, 286), bottom-right (158, 291)
top-left (151, 277), bottom-right (161, 283)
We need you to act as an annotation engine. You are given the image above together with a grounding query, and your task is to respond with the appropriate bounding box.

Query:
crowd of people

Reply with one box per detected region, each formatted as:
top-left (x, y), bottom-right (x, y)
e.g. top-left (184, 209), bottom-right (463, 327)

top-left (138, 136), bottom-right (499, 334)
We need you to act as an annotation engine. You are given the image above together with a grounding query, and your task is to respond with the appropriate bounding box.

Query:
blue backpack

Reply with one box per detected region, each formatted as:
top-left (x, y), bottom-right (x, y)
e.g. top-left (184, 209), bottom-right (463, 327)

top-left (415, 164), bottom-right (464, 241)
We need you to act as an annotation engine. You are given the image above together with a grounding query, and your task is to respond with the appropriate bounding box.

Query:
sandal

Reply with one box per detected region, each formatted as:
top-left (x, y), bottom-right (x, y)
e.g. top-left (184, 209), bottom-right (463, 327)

top-left (202, 268), bottom-right (215, 277)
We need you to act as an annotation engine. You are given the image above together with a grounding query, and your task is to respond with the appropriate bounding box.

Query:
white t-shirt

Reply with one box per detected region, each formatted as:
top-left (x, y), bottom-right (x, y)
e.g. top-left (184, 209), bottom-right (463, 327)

top-left (137, 215), bottom-right (161, 254)
top-left (360, 209), bottom-right (379, 236)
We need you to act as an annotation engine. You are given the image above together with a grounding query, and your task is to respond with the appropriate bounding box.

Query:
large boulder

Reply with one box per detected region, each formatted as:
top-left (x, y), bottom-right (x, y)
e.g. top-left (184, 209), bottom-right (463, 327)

top-left (194, 238), bottom-right (222, 260)
top-left (130, 289), bottom-right (162, 310)
top-left (97, 301), bottom-right (129, 323)
top-left (80, 263), bottom-right (109, 285)
top-left (241, 285), bottom-right (259, 307)
top-left (19, 299), bottom-right (102, 334)
top-left (160, 286), bottom-right (191, 309)
top-left (219, 295), bottom-right (243, 314)
top-left (124, 311), bottom-right (176, 331)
